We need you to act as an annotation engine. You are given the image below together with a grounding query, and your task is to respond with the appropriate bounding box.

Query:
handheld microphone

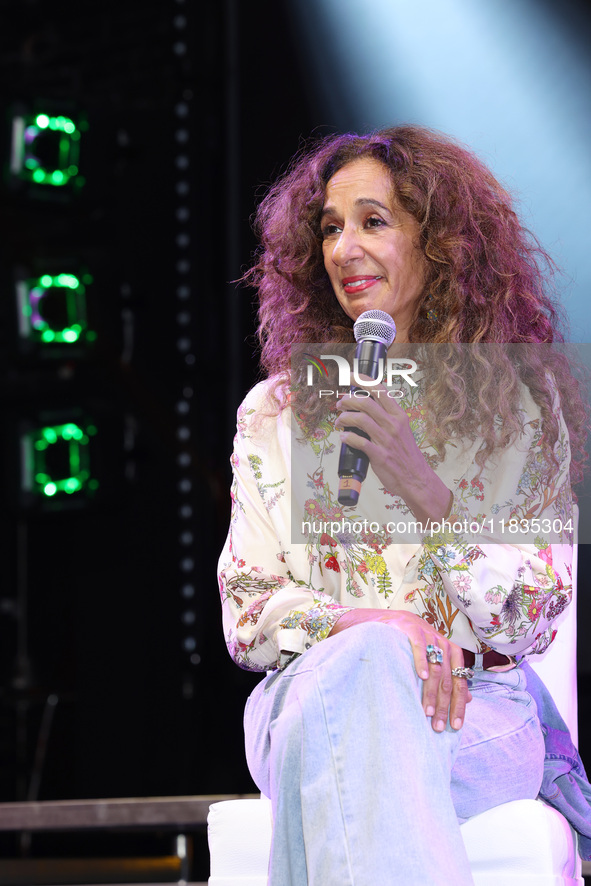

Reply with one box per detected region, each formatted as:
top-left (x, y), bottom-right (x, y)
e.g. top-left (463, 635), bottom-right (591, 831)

top-left (337, 310), bottom-right (397, 506)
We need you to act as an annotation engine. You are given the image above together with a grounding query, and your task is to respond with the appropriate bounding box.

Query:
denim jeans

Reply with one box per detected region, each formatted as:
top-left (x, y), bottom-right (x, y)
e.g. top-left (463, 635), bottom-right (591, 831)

top-left (244, 622), bottom-right (545, 885)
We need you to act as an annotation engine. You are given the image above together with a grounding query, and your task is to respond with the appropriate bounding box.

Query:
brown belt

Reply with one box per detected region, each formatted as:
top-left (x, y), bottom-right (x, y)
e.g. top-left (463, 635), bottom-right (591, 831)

top-left (462, 649), bottom-right (516, 670)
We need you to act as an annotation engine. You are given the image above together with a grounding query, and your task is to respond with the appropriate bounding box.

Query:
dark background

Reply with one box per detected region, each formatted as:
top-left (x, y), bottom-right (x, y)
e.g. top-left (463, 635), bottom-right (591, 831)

top-left (0, 0), bottom-right (316, 805)
top-left (0, 0), bottom-right (333, 876)
top-left (0, 0), bottom-right (589, 880)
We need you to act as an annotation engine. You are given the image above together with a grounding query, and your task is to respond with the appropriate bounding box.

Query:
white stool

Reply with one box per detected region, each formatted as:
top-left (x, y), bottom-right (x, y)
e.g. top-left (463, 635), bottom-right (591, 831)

top-left (208, 794), bottom-right (582, 886)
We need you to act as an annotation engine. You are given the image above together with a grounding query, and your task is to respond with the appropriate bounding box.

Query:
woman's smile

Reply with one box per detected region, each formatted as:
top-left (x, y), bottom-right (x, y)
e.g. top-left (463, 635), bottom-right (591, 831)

top-left (341, 275), bottom-right (383, 294)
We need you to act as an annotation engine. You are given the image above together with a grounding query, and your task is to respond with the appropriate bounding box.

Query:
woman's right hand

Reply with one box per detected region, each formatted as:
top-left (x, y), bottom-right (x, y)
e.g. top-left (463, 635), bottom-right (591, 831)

top-left (329, 608), bottom-right (472, 732)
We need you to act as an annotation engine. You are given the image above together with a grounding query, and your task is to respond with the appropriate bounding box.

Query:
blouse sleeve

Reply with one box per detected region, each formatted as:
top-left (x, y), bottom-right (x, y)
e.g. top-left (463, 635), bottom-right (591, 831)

top-left (415, 388), bottom-right (574, 657)
top-left (218, 385), bottom-right (353, 672)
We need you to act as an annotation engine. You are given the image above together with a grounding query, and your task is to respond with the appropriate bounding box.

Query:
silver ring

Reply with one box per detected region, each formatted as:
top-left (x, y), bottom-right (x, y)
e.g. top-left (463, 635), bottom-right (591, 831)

top-left (451, 667), bottom-right (474, 679)
top-left (426, 644), bottom-right (443, 665)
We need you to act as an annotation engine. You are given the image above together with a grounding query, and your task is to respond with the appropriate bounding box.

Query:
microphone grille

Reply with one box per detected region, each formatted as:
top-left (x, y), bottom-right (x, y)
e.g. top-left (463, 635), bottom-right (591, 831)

top-left (353, 310), bottom-right (396, 345)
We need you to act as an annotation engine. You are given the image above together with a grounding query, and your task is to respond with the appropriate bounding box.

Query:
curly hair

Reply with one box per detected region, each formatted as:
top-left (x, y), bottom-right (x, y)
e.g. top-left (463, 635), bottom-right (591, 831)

top-left (245, 125), bottom-right (587, 483)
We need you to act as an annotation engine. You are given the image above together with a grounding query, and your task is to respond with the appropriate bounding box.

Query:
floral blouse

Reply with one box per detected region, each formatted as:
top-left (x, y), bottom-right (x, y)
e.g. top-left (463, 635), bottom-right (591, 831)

top-left (218, 377), bottom-right (574, 673)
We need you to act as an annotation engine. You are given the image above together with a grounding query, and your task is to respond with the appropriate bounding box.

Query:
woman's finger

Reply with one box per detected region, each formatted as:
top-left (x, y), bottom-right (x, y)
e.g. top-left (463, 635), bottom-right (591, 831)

top-left (418, 640), bottom-right (448, 724)
top-left (336, 379), bottom-right (407, 420)
top-left (448, 647), bottom-right (473, 730)
top-left (413, 636), bottom-right (472, 732)
top-left (431, 655), bottom-right (454, 732)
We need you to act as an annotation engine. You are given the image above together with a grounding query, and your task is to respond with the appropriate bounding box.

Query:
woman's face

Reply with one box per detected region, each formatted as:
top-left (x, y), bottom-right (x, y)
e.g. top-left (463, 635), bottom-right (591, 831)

top-left (321, 157), bottom-right (427, 342)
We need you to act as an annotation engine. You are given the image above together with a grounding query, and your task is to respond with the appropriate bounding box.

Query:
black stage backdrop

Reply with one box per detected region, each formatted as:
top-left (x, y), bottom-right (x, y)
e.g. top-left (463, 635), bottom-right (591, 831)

top-left (0, 1), bottom-right (322, 864)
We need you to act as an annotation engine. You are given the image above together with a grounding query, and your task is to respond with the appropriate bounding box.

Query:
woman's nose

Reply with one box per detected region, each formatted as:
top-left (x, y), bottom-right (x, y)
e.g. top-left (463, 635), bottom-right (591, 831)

top-left (331, 226), bottom-right (364, 265)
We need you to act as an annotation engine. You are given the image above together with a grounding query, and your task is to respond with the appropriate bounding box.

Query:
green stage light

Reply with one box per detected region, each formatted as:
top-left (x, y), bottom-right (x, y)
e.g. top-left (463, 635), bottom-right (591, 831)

top-left (10, 111), bottom-right (85, 188)
top-left (16, 273), bottom-right (95, 346)
top-left (21, 422), bottom-right (99, 500)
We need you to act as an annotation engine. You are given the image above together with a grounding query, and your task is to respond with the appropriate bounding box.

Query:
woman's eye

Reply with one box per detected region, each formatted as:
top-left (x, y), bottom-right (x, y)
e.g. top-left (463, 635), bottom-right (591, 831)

top-left (321, 223), bottom-right (341, 238)
top-left (365, 216), bottom-right (385, 229)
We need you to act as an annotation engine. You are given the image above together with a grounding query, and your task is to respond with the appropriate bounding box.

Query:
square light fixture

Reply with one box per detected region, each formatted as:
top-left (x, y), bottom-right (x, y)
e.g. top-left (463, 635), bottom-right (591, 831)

top-left (20, 422), bottom-right (99, 499)
top-left (16, 273), bottom-right (96, 345)
top-left (10, 112), bottom-right (85, 188)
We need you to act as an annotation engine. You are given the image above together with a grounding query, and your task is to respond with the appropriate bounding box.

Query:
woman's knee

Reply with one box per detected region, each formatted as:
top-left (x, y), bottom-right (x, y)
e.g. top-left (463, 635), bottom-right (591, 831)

top-left (324, 619), bottom-right (414, 671)
top-left (258, 622), bottom-right (418, 738)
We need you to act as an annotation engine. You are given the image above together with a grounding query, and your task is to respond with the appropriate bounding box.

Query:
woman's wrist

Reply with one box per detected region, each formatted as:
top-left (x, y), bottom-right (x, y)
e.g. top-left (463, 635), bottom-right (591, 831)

top-left (406, 481), bottom-right (454, 530)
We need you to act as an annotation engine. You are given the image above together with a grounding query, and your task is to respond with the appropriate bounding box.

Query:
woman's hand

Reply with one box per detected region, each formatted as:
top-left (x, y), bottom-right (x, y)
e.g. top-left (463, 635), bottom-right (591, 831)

top-left (334, 378), bottom-right (452, 526)
top-left (329, 609), bottom-right (472, 731)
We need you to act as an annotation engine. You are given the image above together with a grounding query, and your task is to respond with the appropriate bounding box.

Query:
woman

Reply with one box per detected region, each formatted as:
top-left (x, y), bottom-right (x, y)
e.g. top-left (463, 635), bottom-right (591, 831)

top-left (218, 125), bottom-right (586, 884)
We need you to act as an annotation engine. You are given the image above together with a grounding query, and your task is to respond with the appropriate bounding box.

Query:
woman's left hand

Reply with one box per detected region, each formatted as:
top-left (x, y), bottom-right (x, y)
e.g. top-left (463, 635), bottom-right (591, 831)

top-left (335, 377), bottom-right (451, 525)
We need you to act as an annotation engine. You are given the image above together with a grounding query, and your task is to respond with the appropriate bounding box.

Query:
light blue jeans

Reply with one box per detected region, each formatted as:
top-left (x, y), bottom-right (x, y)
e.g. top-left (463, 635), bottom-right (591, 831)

top-left (244, 622), bottom-right (545, 885)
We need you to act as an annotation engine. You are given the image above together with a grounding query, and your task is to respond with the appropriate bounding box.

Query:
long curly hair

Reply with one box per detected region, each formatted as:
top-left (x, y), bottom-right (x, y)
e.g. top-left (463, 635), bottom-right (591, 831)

top-left (245, 125), bottom-right (587, 482)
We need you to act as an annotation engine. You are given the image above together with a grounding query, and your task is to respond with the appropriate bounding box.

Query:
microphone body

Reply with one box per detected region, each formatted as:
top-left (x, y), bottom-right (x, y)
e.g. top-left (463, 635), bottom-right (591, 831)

top-left (337, 311), bottom-right (396, 506)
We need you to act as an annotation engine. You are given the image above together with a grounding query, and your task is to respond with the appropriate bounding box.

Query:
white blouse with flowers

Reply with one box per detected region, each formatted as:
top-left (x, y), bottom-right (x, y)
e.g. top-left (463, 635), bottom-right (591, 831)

top-left (218, 377), bottom-right (574, 673)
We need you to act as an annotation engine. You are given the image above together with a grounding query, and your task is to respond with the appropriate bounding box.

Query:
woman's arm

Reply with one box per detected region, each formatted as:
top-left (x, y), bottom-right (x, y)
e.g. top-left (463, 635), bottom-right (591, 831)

top-left (218, 384), bottom-right (353, 672)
